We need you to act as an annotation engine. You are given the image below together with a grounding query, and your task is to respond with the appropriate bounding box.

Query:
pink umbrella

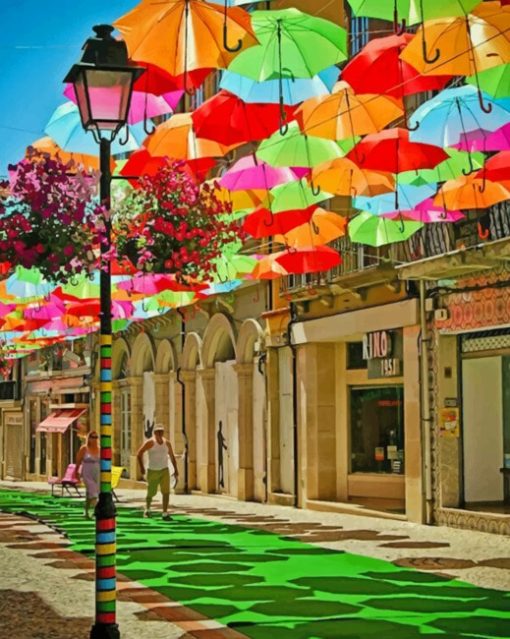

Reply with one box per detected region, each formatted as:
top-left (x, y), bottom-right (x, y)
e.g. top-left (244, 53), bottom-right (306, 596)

top-left (0, 303), bottom-right (16, 316)
top-left (220, 155), bottom-right (308, 191)
top-left (455, 123), bottom-right (510, 153)
top-left (382, 198), bottom-right (465, 223)
top-left (117, 273), bottom-right (205, 295)
top-left (64, 85), bottom-right (183, 126)
top-left (24, 300), bottom-right (65, 321)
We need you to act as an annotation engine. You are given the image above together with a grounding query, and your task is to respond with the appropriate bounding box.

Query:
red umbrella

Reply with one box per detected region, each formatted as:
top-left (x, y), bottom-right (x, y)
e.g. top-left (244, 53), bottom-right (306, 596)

top-left (132, 62), bottom-right (212, 95)
top-left (192, 90), bottom-right (296, 146)
top-left (476, 151), bottom-right (510, 183)
top-left (243, 205), bottom-right (318, 239)
top-left (341, 35), bottom-right (452, 100)
top-left (275, 246), bottom-right (341, 274)
top-left (347, 128), bottom-right (449, 174)
top-left (120, 149), bottom-right (215, 187)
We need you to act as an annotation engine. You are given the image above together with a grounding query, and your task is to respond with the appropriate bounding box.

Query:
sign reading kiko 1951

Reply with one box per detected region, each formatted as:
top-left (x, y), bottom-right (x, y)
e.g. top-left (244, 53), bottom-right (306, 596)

top-left (362, 330), bottom-right (402, 379)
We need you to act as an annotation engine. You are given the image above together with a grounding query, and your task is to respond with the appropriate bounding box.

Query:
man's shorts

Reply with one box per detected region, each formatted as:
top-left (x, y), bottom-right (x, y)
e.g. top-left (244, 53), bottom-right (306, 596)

top-left (147, 467), bottom-right (170, 498)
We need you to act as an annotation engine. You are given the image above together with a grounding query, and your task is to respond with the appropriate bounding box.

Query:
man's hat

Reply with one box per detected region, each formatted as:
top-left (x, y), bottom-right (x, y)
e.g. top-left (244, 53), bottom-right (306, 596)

top-left (153, 424), bottom-right (165, 432)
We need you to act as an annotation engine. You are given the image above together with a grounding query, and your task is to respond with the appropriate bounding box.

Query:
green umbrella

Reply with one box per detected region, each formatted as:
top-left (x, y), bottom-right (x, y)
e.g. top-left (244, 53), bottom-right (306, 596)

top-left (269, 179), bottom-right (332, 213)
top-left (227, 8), bottom-right (347, 82)
top-left (466, 65), bottom-right (510, 100)
top-left (257, 122), bottom-right (343, 168)
top-left (62, 274), bottom-right (100, 299)
top-left (348, 211), bottom-right (423, 247)
top-left (400, 148), bottom-right (485, 185)
top-left (347, 0), bottom-right (479, 27)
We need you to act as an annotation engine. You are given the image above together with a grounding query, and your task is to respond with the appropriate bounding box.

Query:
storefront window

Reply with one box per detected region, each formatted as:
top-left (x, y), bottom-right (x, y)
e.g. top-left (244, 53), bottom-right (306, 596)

top-left (350, 386), bottom-right (404, 474)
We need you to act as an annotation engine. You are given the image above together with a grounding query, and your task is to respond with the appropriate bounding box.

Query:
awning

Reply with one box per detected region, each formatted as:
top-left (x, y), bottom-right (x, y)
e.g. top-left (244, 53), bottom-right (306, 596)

top-left (36, 408), bottom-right (86, 434)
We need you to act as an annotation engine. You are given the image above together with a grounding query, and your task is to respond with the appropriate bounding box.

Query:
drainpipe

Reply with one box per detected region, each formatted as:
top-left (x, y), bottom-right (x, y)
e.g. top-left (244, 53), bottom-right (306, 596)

top-left (176, 308), bottom-right (189, 494)
top-left (286, 302), bottom-right (299, 508)
top-left (419, 280), bottom-right (433, 524)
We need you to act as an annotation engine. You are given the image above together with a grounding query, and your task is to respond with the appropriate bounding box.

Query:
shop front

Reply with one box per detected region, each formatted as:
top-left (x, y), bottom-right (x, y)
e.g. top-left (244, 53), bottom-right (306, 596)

top-left (3, 411), bottom-right (24, 480)
top-left (293, 299), bottom-right (424, 523)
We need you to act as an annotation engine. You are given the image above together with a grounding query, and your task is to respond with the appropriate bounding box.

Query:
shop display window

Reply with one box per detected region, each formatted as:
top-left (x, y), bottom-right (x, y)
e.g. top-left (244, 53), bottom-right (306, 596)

top-left (350, 385), bottom-right (404, 473)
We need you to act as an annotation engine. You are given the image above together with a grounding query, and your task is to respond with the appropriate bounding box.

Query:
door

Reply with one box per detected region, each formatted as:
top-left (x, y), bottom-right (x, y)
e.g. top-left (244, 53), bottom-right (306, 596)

top-left (462, 357), bottom-right (504, 502)
top-left (143, 371), bottom-right (155, 439)
top-left (278, 348), bottom-right (294, 494)
top-left (215, 361), bottom-right (239, 496)
top-left (5, 414), bottom-right (24, 480)
top-left (253, 359), bottom-right (267, 502)
top-left (120, 389), bottom-right (131, 475)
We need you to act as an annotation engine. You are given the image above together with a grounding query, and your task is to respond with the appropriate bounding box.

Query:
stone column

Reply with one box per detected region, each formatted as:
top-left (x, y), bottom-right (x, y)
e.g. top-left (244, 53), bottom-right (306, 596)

top-left (197, 368), bottom-right (216, 494)
top-left (265, 348), bottom-right (281, 497)
top-left (154, 373), bottom-right (170, 429)
top-left (128, 376), bottom-right (143, 479)
top-left (235, 362), bottom-right (254, 501)
top-left (181, 370), bottom-right (197, 490)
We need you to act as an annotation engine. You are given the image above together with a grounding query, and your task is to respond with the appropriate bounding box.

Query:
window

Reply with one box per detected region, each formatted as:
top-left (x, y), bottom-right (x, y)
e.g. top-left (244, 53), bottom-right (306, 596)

top-left (350, 386), bottom-right (404, 473)
top-left (349, 15), bottom-right (369, 55)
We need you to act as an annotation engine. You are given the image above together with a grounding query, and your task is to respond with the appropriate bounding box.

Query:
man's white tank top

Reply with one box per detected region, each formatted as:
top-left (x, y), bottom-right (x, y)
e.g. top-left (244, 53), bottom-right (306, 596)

top-left (147, 439), bottom-right (168, 470)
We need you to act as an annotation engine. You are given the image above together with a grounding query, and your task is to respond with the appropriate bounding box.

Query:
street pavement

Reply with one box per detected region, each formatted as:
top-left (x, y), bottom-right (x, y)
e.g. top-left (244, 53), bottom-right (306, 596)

top-left (0, 480), bottom-right (509, 639)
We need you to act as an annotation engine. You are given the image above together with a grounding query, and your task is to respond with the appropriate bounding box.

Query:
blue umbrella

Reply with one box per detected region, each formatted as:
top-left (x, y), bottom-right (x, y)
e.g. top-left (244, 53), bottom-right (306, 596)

top-left (353, 183), bottom-right (438, 215)
top-left (409, 86), bottom-right (510, 151)
top-left (220, 66), bottom-right (338, 105)
top-left (45, 102), bottom-right (141, 156)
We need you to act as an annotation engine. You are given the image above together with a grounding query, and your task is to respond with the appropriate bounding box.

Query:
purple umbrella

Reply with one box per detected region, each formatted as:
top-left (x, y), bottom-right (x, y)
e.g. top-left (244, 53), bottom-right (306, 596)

top-left (455, 123), bottom-right (510, 153)
top-left (220, 155), bottom-right (308, 191)
top-left (64, 84), bottom-right (183, 126)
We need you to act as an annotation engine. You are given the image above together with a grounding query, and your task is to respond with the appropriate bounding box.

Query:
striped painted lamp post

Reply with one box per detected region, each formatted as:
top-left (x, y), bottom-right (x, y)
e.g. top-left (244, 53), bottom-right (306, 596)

top-left (65, 26), bottom-right (144, 639)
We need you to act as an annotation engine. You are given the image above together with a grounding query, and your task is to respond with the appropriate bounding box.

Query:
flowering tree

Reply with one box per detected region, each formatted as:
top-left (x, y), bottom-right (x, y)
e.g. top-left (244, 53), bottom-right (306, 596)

top-left (114, 160), bottom-right (244, 282)
top-left (0, 152), bottom-right (102, 282)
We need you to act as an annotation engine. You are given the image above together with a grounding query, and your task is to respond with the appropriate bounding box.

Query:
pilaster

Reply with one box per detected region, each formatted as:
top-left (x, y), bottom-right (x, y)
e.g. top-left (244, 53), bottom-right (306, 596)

top-left (197, 368), bottom-right (216, 494)
top-left (128, 376), bottom-right (143, 479)
top-left (235, 362), bottom-right (255, 501)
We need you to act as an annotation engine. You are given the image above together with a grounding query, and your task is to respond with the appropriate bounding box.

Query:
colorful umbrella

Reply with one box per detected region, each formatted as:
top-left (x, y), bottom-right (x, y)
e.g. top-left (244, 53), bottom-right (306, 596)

top-left (353, 183), bottom-right (438, 215)
top-left (399, 148), bottom-right (485, 185)
top-left (312, 158), bottom-right (395, 197)
top-left (132, 62), bottom-right (211, 95)
top-left (269, 179), bottom-right (332, 212)
top-left (251, 254), bottom-right (289, 280)
top-left (466, 64), bottom-right (510, 100)
top-left (476, 151), bottom-right (510, 184)
top-left (434, 175), bottom-right (510, 209)
top-left (384, 198), bottom-right (465, 222)
top-left (220, 66), bottom-right (339, 105)
top-left (274, 209), bottom-right (347, 247)
top-left (28, 137), bottom-right (105, 171)
top-left (114, 0), bottom-right (256, 80)
top-left (220, 156), bottom-right (304, 191)
top-left (349, 211), bottom-right (423, 247)
top-left (242, 205), bottom-right (318, 238)
top-left (275, 246), bottom-right (342, 274)
top-left (455, 122), bottom-right (510, 152)
top-left (192, 90), bottom-right (296, 145)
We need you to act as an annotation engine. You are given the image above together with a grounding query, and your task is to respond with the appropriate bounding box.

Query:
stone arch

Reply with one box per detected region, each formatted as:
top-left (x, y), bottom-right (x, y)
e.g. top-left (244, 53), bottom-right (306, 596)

top-left (181, 332), bottom-right (203, 371)
top-left (202, 313), bottom-right (237, 369)
top-left (155, 339), bottom-right (176, 374)
top-left (112, 338), bottom-right (131, 380)
top-left (236, 319), bottom-right (264, 365)
top-left (130, 332), bottom-right (156, 376)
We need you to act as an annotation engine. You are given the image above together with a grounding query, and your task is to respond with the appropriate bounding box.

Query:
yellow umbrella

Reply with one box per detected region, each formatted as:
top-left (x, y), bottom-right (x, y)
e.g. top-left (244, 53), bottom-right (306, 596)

top-left (296, 81), bottom-right (403, 141)
top-left (114, 0), bottom-right (256, 77)
top-left (274, 208), bottom-right (347, 247)
top-left (214, 185), bottom-right (268, 211)
top-left (434, 175), bottom-right (510, 210)
top-left (312, 157), bottom-right (395, 197)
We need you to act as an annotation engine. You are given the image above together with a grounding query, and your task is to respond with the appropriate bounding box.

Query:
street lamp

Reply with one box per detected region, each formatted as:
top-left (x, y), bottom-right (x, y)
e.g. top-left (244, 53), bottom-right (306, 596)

top-left (65, 25), bottom-right (144, 639)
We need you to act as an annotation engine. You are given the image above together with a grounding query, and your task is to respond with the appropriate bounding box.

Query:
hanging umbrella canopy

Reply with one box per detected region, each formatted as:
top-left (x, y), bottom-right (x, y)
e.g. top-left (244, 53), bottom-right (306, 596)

top-left (312, 158), bottom-right (394, 198)
top-left (242, 205), bottom-right (318, 238)
top-left (27, 137), bottom-right (107, 171)
top-left (347, 128), bottom-right (449, 173)
top-left (434, 175), bottom-right (510, 209)
top-left (296, 81), bottom-right (403, 141)
top-left (114, 0), bottom-right (257, 78)
top-left (384, 199), bottom-right (465, 223)
top-left (251, 253), bottom-right (289, 279)
top-left (227, 8), bottom-right (347, 81)
top-left (346, 0), bottom-right (480, 26)
top-left (349, 211), bottom-right (423, 247)
top-left (257, 122), bottom-right (344, 168)
top-left (341, 34), bottom-right (452, 99)
top-left (269, 179), bottom-right (332, 212)
top-left (400, 147), bottom-right (485, 185)
top-left (145, 113), bottom-right (235, 160)
top-left (220, 156), bottom-right (304, 191)
top-left (132, 62), bottom-right (211, 94)
top-left (476, 150), bottom-right (510, 183)
top-left (466, 64), bottom-right (510, 100)
top-left (455, 122), bottom-right (510, 152)
top-left (275, 246), bottom-right (342, 274)
top-left (192, 90), bottom-right (296, 145)
top-left (408, 86), bottom-right (510, 148)
top-left (45, 102), bottom-right (140, 155)
top-left (220, 66), bottom-right (339, 105)
top-left (274, 209), bottom-right (347, 247)
top-left (353, 183), bottom-right (438, 215)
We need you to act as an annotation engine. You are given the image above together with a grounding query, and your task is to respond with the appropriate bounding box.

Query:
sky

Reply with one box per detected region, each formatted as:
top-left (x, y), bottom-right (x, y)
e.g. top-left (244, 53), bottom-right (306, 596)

top-left (0, 0), bottom-right (136, 174)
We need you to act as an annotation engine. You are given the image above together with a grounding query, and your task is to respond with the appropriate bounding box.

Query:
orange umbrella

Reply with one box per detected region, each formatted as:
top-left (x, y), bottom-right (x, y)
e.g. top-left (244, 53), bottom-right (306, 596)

top-left (296, 81), bottom-right (403, 141)
top-left (27, 137), bottom-right (110, 171)
top-left (434, 175), bottom-right (510, 210)
top-left (145, 113), bottom-right (236, 160)
top-left (312, 157), bottom-right (394, 197)
top-left (274, 208), bottom-right (347, 247)
top-left (114, 0), bottom-right (256, 79)
top-left (251, 254), bottom-right (288, 280)
top-left (213, 185), bottom-right (268, 211)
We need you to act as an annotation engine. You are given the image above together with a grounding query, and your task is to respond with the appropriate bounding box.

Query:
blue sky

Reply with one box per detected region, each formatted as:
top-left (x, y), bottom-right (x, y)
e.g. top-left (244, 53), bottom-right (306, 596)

top-left (0, 0), bottom-right (135, 174)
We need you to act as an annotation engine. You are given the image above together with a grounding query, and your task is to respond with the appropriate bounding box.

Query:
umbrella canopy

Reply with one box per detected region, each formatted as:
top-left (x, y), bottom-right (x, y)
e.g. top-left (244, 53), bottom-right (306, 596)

top-left (192, 90), bottom-right (296, 145)
top-left (341, 34), bottom-right (452, 99)
top-left (132, 62), bottom-right (211, 95)
top-left (353, 183), bottom-right (438, 215)
top-left (114, 0), bottom-right (256, 77)
top-left (227, 8), bottom-right (347, 81)
top-left (274, 209), bottom-right (347, 247)
top-left (45, 102), bottom-right (140, 155)
top-left (409, 86), bottom-right (510, 148)
top-left (400, 148), bottom-right (485, 185)
top-left (220, 156), bottom-right (304, 191)
top-left (269, 179), bottom-right (332, 212)
top-left (296, 81), bottom-right (403, 141)
top-left (251, 253), bottom-right (289, 279)
top-left (243, 205), bottom-right (318, 238)
top-left (455, 122), bottom-right (510, 152)
top-left (275, 246), bottom-right (342, 274)
top-left (27, 137), bottom-right (106, 171)
top-left (346, 128), bottom-right (449, 173)
top-left (257, 122), bottom-right (344, 168)
top-left (220, 66), bottom-right (339, 105)
top-left (466, 64), bottom-right (510, 99)
top-left (434, 175), bottom-right (510, 209)
top-left (145, 113), bottom-right (234, 160)
top-left (384, 199), bottom-right (465, 223)
top-left (346, 0), bottom-right (479, 25)
top-left (476, 151), bottom-right (510, 183)
top-left (312, 158), bottom-right (395, 197)
top-left (349, 212), bottom-right (423, 247)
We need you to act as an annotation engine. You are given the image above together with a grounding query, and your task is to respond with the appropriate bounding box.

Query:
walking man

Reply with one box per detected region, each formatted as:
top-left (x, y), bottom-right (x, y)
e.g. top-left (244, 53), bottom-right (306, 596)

top-left (137, 424), bottom-right (178, 520)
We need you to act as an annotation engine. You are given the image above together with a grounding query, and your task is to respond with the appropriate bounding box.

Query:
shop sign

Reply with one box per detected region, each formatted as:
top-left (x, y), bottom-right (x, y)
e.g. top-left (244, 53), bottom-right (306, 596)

top-left (439, 407), bottom-right (460, 438)
top-left (363, 330), bottom-right (402, 379)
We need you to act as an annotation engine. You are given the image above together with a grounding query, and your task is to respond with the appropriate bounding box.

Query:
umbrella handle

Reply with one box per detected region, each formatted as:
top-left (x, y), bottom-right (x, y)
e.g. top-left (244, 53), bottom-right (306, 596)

top-left (279, 118), bottom-right (289, 136)
top-left (310, 181), bottom-right (321, 196)
top-left (394, 16), bottom-right (407, 35)
top-left (398, 213), bottom-right (405, 233)
top-left (312, 220), bottom-right (320, 235)
top-left (223, 2), bottom-right (242, 52)
top-left (118, 126), bottom-right (130, 146)
top-left (143, 116), bottom-right (156, 136)
top-left (478, 172), bottom-right (487, 194)
top-left (404, 110), bottom-right (420, 131)
top-left (477, 221), bottom-right (490, 240)
top-left (477, 90), bottom-right (493, 115)
top-left (421, 36), bottom-right (440, 64)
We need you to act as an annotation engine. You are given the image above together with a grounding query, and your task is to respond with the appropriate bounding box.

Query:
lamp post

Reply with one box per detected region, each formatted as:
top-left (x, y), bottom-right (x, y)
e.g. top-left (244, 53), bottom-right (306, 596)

top-left (65, 25), bottom-right (144, 639)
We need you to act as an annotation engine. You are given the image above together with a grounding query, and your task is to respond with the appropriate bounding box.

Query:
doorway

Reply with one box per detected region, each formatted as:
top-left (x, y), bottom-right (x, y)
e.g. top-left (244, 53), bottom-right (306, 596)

top-left (120, 388), bottom-right (131, 475)
top-left (215, 360), bottom-right (239, 496)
